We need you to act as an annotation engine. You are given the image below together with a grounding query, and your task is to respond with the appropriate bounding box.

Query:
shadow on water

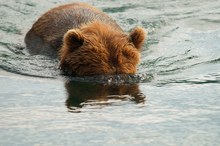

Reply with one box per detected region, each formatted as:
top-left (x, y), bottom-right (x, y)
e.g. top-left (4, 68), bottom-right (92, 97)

top-left (65, 81), bottom-right (146, 112)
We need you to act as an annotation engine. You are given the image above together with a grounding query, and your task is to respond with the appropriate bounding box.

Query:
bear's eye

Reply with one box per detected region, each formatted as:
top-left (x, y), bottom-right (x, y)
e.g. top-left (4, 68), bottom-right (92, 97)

top-left (122, 51), bottom-right (131, 59)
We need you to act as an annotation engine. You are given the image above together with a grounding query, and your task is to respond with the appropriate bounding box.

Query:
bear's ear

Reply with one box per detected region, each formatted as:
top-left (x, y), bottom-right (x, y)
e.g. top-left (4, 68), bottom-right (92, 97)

top-left (129, 27), bottom-right (146, 50)
top-left (64, 29), bottom-right (84, 50)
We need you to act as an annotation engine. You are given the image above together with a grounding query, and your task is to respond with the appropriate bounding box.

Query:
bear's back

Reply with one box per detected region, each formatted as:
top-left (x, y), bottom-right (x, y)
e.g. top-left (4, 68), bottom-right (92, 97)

top-left (25, 2), bottom-right (122, 56)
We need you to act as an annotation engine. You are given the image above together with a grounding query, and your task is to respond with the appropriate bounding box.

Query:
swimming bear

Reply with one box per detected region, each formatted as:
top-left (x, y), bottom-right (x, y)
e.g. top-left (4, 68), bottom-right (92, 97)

top-left (25, 2), bottom-right (146, 76)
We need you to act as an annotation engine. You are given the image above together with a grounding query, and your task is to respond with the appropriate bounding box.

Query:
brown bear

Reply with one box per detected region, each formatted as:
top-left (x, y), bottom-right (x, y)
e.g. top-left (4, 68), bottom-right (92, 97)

top-left (25, 2), bottom-right (146, 76)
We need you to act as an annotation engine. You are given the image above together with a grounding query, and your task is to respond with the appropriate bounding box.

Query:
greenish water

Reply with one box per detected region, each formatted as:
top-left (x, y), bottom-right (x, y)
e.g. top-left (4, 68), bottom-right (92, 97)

top-left (0, 0), bottom-right (220, 146)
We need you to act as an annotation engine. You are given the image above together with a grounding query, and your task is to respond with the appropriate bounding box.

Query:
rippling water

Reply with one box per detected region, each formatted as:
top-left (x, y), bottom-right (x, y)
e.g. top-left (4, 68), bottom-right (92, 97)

top-left (0, 0), bottom-right (220, 145)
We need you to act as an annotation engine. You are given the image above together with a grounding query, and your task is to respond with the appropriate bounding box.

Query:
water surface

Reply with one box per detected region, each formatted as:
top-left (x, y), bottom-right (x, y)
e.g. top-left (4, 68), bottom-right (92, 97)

top-left (0, 0), bottom-right (220, 145)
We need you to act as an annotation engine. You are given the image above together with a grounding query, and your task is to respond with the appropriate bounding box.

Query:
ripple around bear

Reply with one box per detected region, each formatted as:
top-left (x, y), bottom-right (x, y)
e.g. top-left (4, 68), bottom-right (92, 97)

top-left (25, 2), bottom-right (146, 76)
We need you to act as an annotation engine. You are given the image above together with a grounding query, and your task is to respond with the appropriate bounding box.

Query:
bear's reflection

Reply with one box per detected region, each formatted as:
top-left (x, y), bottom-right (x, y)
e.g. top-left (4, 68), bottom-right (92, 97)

top-left (65, 81), bottom-right (146, 111)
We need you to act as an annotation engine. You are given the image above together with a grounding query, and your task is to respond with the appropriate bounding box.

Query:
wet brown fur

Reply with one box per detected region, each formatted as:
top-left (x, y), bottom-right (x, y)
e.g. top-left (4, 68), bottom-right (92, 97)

top-left (25, 2), bottom-right (146, 76)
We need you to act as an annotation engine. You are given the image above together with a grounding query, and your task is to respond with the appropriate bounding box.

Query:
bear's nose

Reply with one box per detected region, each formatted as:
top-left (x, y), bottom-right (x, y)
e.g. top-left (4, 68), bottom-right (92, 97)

top-left (111, 66), bottom-right (117, 74)
top-left (109, 59), bottom-right (116, 74)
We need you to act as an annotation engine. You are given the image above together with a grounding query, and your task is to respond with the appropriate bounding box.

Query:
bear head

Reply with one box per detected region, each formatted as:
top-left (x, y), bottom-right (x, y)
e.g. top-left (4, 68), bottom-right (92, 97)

top-left (59, 22), bottom-right (146, 76)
